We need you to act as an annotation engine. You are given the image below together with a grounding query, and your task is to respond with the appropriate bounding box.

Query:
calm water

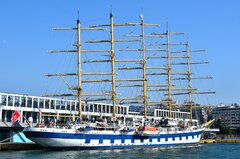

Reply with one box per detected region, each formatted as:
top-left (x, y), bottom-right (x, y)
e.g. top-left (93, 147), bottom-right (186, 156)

top-left (0, 143), bottom-right (239, 159)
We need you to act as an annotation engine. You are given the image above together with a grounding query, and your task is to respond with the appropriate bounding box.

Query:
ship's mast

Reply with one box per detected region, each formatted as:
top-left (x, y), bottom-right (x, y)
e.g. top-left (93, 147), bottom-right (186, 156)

top-left (117, 17), bottom-right (159, 118)
top-left (169, 39), bottom-right (215, 121)
top-left (184, 40), bottom-right (215, 121)
top-left (166, 19), bottom-right (172, 118)
top-left (140, 15), bottom-right (148, 119)
top-left (151, 20), bottom-right (186, 118)
top-left (87, 13), bottom-right (144, 123)
top-left (45, 15), bottom-right (212, 123)
top-left (46, 17), bottom-right (105, 122)
top-left (77, 19), bottom-right (83, 120)
top-left (147, 19), bottom-right (184, 118)
top-left (186, 39), bottom-right (193, 121)
top-left (110, 13), bottom-right (117, 123)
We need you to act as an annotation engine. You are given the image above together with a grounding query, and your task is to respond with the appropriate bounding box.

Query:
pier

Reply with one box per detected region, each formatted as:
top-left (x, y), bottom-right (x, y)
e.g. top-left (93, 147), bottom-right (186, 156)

top-left (200, 139), bottom-right (240, 144)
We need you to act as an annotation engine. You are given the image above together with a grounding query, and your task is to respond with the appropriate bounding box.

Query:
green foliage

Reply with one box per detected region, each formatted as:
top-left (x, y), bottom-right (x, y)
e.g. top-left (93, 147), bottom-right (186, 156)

top-left (211, 119), bottom-right (231, 135)
top-left (231, 127), bottom-right (240, 135)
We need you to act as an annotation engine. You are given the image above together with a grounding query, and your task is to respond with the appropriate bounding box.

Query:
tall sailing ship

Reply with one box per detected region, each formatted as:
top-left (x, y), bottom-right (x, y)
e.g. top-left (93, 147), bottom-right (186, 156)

top-left (23, 13), bottom-right (214, 149)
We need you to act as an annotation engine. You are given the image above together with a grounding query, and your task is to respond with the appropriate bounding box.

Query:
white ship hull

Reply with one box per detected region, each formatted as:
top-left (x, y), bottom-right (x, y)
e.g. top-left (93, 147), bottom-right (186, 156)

top-left (24, 127), bottom-right (204, 149)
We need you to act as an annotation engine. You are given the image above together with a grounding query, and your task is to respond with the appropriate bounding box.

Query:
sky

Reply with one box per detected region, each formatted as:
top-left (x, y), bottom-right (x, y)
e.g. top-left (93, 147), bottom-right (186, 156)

top-left (0, 0), bottom-right (240, 105)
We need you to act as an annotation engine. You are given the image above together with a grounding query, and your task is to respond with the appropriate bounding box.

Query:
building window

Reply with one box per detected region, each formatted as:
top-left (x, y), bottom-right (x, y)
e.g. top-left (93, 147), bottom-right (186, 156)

top-left (85, 104), bottom-right (89, 112)
top-left (90, 104), bottom-right (93, 112)
top-left (71, 102), bottom-right (75, 111)
top-left (50, 100), bottom-right (55, 109)
top-left (33, 112), bottom-right (38, 123)
top-left (14, 96), bottom-right (20, 106)
top-left (94, 104), bottom-right (97, 112)
top-left (106, 105), bottom-right (109, 113)
top-left (33, 98), bottom-right (38, 108)
top-left (56, 100), bottom-right (60, 110)
top-left (76, 103), bottom-right (79, 111)
top-left (8, 96), bottom-right (13, 106)
top-left (67, 102), bottom-right (70, 110)
top-left (21, 97), bottom-right (26, 107)
top-left (1, 95), bottom-right (7, 105)
top-left (45, 99), bottom-right (49, 109)
top-left (124, 107), bottom-right (127, 115)
top-left (27, 97), bottom-right (32, 107)
top-left (61, 101), bottom-right (65, 110)
top-left (39, 99), bottom-right (44, 108)
top-left (98, 105), bottom-right (101, 113)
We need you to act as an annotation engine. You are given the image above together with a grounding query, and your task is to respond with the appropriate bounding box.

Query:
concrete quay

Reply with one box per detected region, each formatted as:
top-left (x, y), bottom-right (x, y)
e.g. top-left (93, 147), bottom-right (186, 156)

top-left (200, 139), bottom-right (240, 144)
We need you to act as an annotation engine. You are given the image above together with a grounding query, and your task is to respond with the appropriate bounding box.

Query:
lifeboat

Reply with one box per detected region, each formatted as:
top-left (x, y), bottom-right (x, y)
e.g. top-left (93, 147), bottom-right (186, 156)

top-left (137, 126), bottom-right (159, 136)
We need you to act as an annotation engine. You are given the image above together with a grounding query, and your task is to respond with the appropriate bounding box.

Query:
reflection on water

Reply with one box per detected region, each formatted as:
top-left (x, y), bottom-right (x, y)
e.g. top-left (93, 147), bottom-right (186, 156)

top-left (0, 144), bottom-right (239, 159)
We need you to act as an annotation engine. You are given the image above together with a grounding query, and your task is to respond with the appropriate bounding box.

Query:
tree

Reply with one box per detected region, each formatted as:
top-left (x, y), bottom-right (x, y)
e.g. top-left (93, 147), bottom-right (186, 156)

top-left (231, 127), bottom-right (240, 135)
top-left (211, 119), bottom-right (231, 135)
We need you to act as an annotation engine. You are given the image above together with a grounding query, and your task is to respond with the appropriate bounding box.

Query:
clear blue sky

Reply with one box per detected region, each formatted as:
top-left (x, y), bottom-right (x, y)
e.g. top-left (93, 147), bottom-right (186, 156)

top-left (0, 0), bottom-right (239, 105)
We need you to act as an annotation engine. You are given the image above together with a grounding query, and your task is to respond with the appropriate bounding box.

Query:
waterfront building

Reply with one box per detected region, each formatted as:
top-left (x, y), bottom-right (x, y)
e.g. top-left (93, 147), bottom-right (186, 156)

top-left (129, 105), bottom-right (191, 120)
top-left (192, 107), bottom-right (213, 125)
top-left (0, 92), bottom-right (192, 143)
top-left (0, 92), bottom-right (129, 124)
top-left (212, 103), bottom-right (240, 128)
top-left (154, 109), bottom-right (190, 119)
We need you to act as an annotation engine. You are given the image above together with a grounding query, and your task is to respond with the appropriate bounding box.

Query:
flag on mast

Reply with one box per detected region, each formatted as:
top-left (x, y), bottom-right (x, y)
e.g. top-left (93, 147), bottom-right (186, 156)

top-left (11, 111), bottom-right (20, 123)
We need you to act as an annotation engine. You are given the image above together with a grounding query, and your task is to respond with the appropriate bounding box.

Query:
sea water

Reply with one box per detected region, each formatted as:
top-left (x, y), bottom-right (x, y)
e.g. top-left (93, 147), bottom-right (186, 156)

top-left (0, 143), bottom-right (239, 159)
